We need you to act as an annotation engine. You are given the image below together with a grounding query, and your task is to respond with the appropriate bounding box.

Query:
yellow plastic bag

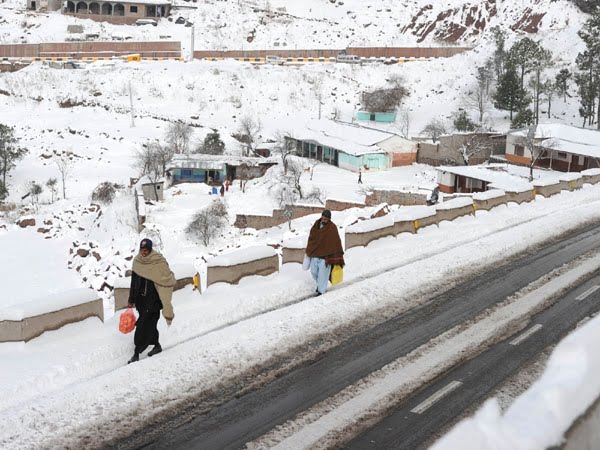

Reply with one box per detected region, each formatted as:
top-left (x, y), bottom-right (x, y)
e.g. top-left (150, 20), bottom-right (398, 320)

top-left (331, 265), bottom-right (343, 286)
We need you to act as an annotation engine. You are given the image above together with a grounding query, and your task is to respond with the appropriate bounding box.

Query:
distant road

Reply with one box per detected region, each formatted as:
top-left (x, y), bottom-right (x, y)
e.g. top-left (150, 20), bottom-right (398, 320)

top-left (117, 223), bottom-right (600, 450)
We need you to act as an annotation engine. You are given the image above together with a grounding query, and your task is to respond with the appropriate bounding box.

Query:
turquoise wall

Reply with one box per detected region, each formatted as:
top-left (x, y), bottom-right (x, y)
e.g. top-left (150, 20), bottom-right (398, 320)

top-left (356, 111), bottom-right (397, 123)
top-left (338, 152), bottom-right (387, 170)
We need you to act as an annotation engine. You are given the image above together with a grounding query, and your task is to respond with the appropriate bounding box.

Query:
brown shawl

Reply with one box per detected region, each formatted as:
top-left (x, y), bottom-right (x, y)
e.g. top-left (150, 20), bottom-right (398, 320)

top-left (306, 219), bottom-right (344, 265)
top-left (132, 251), bottom-right (177, 320)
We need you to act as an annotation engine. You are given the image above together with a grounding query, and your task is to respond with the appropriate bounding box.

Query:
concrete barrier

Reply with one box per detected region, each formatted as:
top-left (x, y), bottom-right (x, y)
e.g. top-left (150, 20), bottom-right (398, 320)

top-left (325, 198), bottom-right (365, 211)
top-left (282, 236), bottom-right (307, 265)
top-left (435, 197), bottom-right (475, 222)
top-left (207, 246), bottom-right (279, 286)
top-left (345, 214), bottom-right (395, 249)
top-left (365, 189), bottom-right (427, 207)
top-left (561, 394), bottom-right (600, 450)
top-left (559, 173), bottom-right (584, 191)
top-left (473, 189), bottom-right (507, 211)
top-left (504, 186), bottom-right (535, 204)
top-left (393, 205), bottom-right (436, 234)
top-left (581, 168), bottom-right (600, 185)
top-left (0, 289), bottom-right (103, 342)
top-left (532, 179), bottom-right (563, 198)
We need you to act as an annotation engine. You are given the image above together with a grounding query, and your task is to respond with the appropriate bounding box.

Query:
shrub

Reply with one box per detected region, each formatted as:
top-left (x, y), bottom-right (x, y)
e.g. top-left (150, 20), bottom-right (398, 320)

top-left (186, 199), bottom-right (228, 246)
top-left (91, 181), bottom-right (121, 204)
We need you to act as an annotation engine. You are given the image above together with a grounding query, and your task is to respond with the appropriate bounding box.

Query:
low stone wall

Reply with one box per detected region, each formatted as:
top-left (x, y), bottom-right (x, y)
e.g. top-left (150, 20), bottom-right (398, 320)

top-left (393, 220), bottom-right (417, 235)
top-left (282, 247), bottom-right (305, 265)
top-left (582, 170), bottom-right (600, 185)
top-left (505, 189), bottom-right (535, 204)
top-left (533, 181), bottom-right (563, 198)
top-left (435, 198), bottom-right (474, 222)
top-left (0, 296), bottom-right (103, 343)
top-left (114, 276), bottom-right (195, 311)
top-left (325, 198), bottom-right (365, 211)
top-left (365, 189), bottom-right (427, 207)
top-left (473, 192), bottom-right (508, 211)
top-left (345, 223), bottom-right (396, 249)
top-left (207, 254), bottom-right (279, 286)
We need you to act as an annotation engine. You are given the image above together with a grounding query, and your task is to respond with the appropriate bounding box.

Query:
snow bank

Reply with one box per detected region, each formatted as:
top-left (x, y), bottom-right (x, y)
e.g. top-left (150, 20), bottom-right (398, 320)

top-left (435, 197), bottom-right (474, 210)
top-left (473, 189), bottom-right (506, 201)
top-left (0, 289), bottom-right (99, 321)
top-left (532, 178), bottom-right (560, 187)
top-left (283, 236), bottom-right (308, 250)
top-left (207, 246), bottom-right (278, 267)
top-left (432, 312), bottom-right (600, 450)
top-left (393, 205), bottom-right (436, 222)
top-left (559, 173), bottom-right (582, 182)
top-left (346, 215), bottom-right (395, 233)
top-left (582, 168), bottom-right (600, 176)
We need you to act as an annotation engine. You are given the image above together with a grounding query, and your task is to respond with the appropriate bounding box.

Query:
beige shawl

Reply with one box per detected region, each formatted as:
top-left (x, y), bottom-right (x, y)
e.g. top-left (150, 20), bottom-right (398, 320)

top-left (132, 251), bottom-right (177, 320)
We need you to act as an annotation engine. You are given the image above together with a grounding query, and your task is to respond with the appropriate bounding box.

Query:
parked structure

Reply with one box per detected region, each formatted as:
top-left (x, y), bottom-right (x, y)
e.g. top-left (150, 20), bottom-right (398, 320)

top-left (62, 0), bottom-right (171, 24)
top-left (166, 154), bottom-right (278, 185)
top-left (505, 124), bottom-right (600, 172)
top-left (288, 119), bottom-right (417, 172)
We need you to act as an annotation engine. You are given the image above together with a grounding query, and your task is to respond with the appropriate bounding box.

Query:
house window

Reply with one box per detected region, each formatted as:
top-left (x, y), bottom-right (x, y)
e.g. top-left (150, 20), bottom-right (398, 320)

top-left (515, 145), bottom-right (524, 156)
top-left (130, 5), bottom-right (137, 12)
top-left (181, 169), bottom-right (192, 178)
top-left (557, 152), bottom-right (568, 160)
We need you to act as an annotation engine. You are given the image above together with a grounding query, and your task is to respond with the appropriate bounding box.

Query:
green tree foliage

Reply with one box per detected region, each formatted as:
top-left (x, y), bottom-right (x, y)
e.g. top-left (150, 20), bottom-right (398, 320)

top-left (555, 68), bottom-right (572, 101)
top-left (572, 0), bottom-right (600, 13)
top-left (511, 108), bottom-right (536, 129)
top-left (452, 110), bottom-right (477, 132)
top-left (493, 65), bottom-right (529, 120)
top-left (201, 129), bottom-right (226, 155)
top-left (0, 124), bottom-right (26, 198)
top-left (575, 9), bottom-right (600, 128)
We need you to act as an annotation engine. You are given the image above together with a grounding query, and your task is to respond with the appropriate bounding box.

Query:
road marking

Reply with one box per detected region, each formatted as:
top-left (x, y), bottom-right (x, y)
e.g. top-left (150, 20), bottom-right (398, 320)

top-left (575, 285), bottom-right (600, 301)
top-left (510, 324), bottom-right (543, 346)
top-left (410, 380), bottom-right (462, 414)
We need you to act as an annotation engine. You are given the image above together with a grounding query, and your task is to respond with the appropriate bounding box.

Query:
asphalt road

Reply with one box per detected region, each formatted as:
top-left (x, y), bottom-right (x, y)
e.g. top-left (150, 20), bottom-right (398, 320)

top-left (346, 272), bottom-right (600, 449)
top-left (133, 224), bottom-right (600, 450)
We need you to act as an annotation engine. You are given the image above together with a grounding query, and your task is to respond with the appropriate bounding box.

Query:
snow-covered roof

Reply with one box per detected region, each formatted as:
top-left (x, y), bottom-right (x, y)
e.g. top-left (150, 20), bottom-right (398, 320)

top-left (290, 119), bottom-right (398, 156)
top-left (436, 163), bottom-right (554, 191)
top-left (509, 124), bottom-right (600, 159)
top-left (167, 154), bottom-right (278, 170)
top-left (135, 175), bottom-right (165, 188)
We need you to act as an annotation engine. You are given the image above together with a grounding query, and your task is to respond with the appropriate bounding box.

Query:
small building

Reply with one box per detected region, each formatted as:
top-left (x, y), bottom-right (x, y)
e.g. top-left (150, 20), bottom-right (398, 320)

top-left (255, 142), bottom-right (277, 158)
top-left (166, 154), bottom-right (278, 185)
top-left (27, 0), bottom-right (61, 10)
top-left (505, 124), bottom-right (600, 172)
top-left (436, 163), bottom-right (554, 194)
top-left (63, 0), bottom-right (171, 24)
top-left (135, 175), bottom-right (165, 201)
top-left (416, 132), bottom-right (505, 167)
top-left (356, 111), bottom-right (397, 123)
top-left (288, 119), bottom-right (417, 172)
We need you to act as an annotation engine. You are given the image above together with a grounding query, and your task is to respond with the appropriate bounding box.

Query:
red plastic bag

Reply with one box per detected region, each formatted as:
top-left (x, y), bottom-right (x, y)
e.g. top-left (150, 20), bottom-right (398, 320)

top-left (119, 307), bottom-right (136, 334)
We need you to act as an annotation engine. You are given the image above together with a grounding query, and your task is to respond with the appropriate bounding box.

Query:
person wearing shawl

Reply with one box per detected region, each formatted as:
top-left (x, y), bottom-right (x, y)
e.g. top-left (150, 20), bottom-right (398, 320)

top-left (305, 209), bottom-right (345, 296)
top-left (127, 238), bottom-right (176, 364)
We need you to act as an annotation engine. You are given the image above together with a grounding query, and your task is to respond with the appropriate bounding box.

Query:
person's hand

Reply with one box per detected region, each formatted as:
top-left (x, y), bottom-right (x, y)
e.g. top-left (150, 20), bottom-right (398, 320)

top-left (127, 303), bottom-right (134, 308)
top-left (165, 318), bottom-right (173, 327)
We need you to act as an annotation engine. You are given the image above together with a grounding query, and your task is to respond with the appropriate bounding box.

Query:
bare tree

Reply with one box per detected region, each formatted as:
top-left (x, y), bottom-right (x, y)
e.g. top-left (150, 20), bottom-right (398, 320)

top-left (464, 67), bottom-right (493, 124)
top-left (273, 131), bottom-right (296, 174)
top-left (237, 163), bottom-right (253, 193)
top-left (186, 199), bottom-right (229, 246)
top-left (134, 145), bottom-right (163, 201)
top-left (395, 108), bottom-right (411, 138)
top-left (147, 141), bottom-right (175, 178)
top-left (166, 122), bottom-right (193, 155)
top-left (54, 154), bottom-right (72, 200)
top-left (238, 115), bottom-right (262, 156)
top-left (516, 125), bottom-right (558, 181)
top-left (456, 132), bottom-right (493, 165)
top-left (46, 177), bottom-right (57, 203)
top-left (421, 119), bottom-right (447, 143)
top-left (28, 181), bottom-right (42, 211)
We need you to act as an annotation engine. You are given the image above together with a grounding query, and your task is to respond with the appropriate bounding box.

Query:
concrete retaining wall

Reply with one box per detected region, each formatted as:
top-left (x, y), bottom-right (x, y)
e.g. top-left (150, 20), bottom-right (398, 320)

top-left (0, 41), bottom-right (181, 58)
top-left (561, 394), bottom-right (600, 450)
top-left (393, 220), bottom-right (417, 235)
top-left (435, 203), bottom-right (474, 222)
top-left (365, 190), bottom-right (427, 207)
top-left (505, 189), bottom-right (535, 204)
top-left (473, 194), bottom-right (508, 211)
top-left (582, 171), bottom-right (600, 185)
top-left (0, 298), bottom-right (103, 342)
top-left (325, 198), bottom-right (365, 211)
top-left (282, 247), bottom-right (305, 265)
top-left (207, 255), bottom-right (279, 286)
top-left (533, 182), bottom-right (563, 198)
top-left (345, 223), bottom-right (396, 250)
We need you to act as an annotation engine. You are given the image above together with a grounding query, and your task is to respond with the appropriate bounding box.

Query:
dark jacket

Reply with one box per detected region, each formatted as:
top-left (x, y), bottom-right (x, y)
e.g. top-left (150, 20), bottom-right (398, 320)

top-left (129, 272), bottom-right (163, 313)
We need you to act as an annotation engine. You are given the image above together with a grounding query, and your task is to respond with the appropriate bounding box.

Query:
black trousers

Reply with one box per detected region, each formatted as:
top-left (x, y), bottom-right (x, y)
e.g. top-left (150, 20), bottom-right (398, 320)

top-left (134, 310), bottom-right (160, 354)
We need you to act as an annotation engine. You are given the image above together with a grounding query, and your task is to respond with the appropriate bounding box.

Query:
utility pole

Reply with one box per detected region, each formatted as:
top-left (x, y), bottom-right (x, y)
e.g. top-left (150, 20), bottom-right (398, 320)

top-left (189, 25), bottom-right (195, 62)
top-left (129, 80), bottom-right (135, 128)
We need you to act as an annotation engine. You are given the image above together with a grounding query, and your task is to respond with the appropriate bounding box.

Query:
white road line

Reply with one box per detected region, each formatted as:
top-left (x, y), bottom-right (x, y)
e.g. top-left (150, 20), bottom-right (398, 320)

top-left (410, 380), bottom-right (462, 414)
top-left (510, 324), bottom-right (543, 346)
top-left (575, 285), bottom-right (600, 301)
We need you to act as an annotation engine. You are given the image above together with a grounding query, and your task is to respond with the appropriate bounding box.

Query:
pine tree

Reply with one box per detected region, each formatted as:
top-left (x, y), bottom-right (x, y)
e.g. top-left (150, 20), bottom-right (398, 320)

top-left (511, 108), bottom-right (535, 129)
top-left (576, 10), bottom-right (600, 128)
top-left (201, 129), bottom-right (226, 155)
top-left (555, 68), bottom-right (572, 102)
top-left (0, 124), bottom-right (26, 195)
top-left (494, 65), bottom-right (529, 120)
top-left (453, 110), bottom-right (477, 132)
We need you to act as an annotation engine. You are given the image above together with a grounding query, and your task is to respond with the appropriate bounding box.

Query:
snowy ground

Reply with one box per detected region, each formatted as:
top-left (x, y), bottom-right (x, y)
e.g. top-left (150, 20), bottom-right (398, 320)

top-left (2, 183), bottom-right (600, 449)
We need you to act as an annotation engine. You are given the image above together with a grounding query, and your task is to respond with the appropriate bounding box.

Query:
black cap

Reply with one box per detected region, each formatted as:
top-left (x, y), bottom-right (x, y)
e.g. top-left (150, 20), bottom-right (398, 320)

top-left (140, 239), bottom-right (153, 252)
top-left (321, 209), bottom-right (332, 219)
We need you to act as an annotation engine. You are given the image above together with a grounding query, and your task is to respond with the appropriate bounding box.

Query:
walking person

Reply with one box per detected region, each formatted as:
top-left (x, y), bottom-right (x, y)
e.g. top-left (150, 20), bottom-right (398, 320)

top-left (220, 184), bottom-right (225, 197)
top-left (305, 209), bottom-right (345, 296)
top-left (358, 168), bottom-right (363, 184)
top-left (225, 178), bottom-right (230, 192)
top-left (127, 238), bottom-right (176, 364)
